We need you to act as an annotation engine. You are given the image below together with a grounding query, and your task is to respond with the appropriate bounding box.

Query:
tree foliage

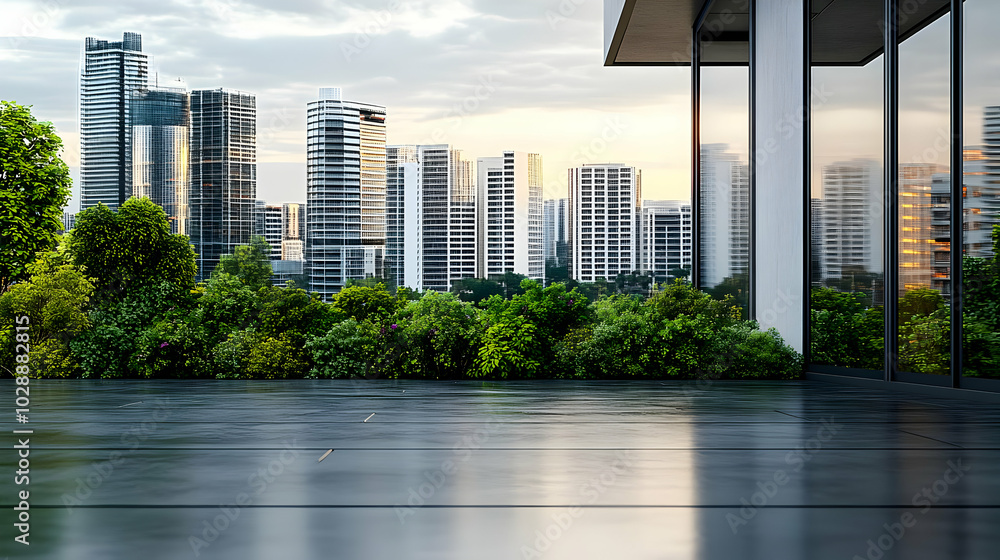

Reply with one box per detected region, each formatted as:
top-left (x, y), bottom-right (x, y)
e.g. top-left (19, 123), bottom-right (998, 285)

top-left (67, 197), bottom-right (196, 300)
top-left (0, 246), bottom-right (94, 377)
top-left (215, 235), bottom-right (273, 290)
top-left (0, 101), bottom-right (73, 291)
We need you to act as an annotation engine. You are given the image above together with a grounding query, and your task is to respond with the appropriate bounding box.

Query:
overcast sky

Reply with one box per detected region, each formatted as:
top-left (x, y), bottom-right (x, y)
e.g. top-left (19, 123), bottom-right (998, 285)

top-left (1, 0), bottom-right (998, 210)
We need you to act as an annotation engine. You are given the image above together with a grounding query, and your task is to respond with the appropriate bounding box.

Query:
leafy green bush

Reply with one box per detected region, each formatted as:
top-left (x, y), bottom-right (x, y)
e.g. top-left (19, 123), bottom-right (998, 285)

top-left (305, 319), bottom-right (372, 379)
top-left (213, 329), bottom-right (307, 379)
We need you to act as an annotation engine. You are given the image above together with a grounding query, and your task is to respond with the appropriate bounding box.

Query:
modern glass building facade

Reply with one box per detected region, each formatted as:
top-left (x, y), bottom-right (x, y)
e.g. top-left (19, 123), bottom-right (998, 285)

top-left (132, 86), bottom-right (190, 235)
top-left (477, 151), bottom-right (545, 282)
top-left (543, 198), bottom-right (570, 269)
top-left (386, 144), bottom-right (477, 292)
top-left (605, 0), bottom-right (1000, 393)
top-left (306, 88), bottom-right (387, 300)
top-left (189, 88), bottom-right (257, 280)
top-left (79, 32), bottom-right (148, 210)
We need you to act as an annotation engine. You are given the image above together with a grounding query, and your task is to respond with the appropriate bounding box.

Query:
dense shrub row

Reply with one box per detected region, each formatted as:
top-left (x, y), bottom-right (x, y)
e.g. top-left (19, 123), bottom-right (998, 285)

top-left (0, 198), bottom-right (802, 380)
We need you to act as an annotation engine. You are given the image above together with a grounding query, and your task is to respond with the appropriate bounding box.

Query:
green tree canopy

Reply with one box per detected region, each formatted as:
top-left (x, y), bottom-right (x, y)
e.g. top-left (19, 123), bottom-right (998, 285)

top-left (0, 245), bottom-right (94, 377)
top-left (215, 235), bottom-right (273, 290)
top-left (0, 101), bottom-right (72, 292)
top-left (68, 197), bottom-right (196, 299)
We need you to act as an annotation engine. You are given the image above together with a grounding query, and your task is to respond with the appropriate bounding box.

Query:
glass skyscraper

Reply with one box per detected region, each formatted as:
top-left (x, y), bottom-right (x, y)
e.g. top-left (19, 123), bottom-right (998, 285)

top-left (189, 88), bottom-right (257, 280)
top-left (132, 85), bottom-right (190, 235)
top-left (79, 32), bottom-right (148, 210)
top-left (306, 88), bottom-right (387, 300)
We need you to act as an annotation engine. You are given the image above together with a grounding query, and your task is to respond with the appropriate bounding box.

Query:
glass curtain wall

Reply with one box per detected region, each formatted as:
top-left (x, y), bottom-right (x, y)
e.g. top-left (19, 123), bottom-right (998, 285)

top-left (809, 1), bottom-right (886, 373)
top-left (962, 0), bottom-right (1000, 380)
top-left (697, 4), bottom-right (750, 318)
top-left (897, 2), bottom-right (952, 377)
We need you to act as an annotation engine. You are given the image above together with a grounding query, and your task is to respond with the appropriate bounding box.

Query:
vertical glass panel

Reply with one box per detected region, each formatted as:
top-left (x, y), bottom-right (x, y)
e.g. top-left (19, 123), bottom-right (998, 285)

top-left (699, 65), bottom-right (749, 317)
top-left (963, 0), bottom-right (1000, 379)
top-left (809, 1), bottom-right (885, 371)
top-left (897, 4), bottom-right (952, 375)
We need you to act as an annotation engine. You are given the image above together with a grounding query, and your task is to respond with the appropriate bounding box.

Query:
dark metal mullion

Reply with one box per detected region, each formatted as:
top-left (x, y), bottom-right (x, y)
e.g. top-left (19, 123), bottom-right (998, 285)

top-left (748, 0), bottom-right (756, 321)
top-left (691, 27), bottom-right (702, 289)
top-left (884, 0), bottom-right (899, 383)
top-left (803, 0), bottom-right (812, 367)
top-left (950, 0), bottom-right (963, 388)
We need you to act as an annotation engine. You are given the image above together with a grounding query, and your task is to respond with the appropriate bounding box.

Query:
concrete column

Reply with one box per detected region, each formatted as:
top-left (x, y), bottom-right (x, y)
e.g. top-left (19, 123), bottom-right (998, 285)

top-left (753, 0), bottom-right (806, 352)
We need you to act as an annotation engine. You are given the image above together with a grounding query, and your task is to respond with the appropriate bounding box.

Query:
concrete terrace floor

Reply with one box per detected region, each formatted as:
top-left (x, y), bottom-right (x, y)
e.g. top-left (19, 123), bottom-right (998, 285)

top-left (2, 379), bottom-right (999, 559)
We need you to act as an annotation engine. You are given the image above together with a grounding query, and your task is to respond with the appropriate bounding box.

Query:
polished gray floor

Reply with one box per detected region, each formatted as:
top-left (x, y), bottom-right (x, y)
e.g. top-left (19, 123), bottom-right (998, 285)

top-left (1, 379), bottom-right (998, 559)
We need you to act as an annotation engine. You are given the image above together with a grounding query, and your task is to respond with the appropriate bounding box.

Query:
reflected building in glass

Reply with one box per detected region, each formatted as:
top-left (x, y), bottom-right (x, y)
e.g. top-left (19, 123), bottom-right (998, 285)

top-left (131, 85), bottom-right (190, 236)
top-left (899, 163), bottom-right (947, 295)
top-left (699, 144), bottom-right (749, 289)
top-left (819, 159), bottom-right (884, 282)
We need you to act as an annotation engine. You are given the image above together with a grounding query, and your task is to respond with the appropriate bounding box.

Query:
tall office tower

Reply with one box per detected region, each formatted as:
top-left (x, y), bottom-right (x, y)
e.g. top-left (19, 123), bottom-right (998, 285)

top-left (263, 204), bottom-right (283, 259)
top-left (477, 151), bottom-right (545, 281)
top-left (639, 200), bottom-right (692, 285)
top-left (281, 203), bottom-right (307, 261)
top-left (385, 145), bottom-right (477, 292)
top-left (253, 200), bottom-right (266, 237)
top-left (306, 88), bottom-right (387, 299)
top-left (543, 198), bottom-right (570, 267)
top-left (189, 89), bottom-right (257, 280)
top-left (699, 144), bottom-right (749, 288)
top-left (132, 85), bottom-right (190, 235)
top-left (819, 159), bottom-right (884, 282)
top-left (899, 163), bottom-right (947, 294)
top-left (810, 197), bottom-right (825, 284)
top-left (385, 145), bottom-right (418, 288)
top-left (568, 163), bottom-right (641, 283)
top-left (80, 32), bottom-right (148, 210)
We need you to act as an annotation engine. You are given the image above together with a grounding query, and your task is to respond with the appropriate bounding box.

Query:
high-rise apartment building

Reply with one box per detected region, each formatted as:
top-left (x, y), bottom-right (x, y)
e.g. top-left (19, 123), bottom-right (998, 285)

top-left (189, 88), bottom-right (257, 280)
top-left (639, 200), bottom-right (692, 285)
top-left (928, 149), bottom-right (998, 296)
top-left (386, 145), bottom-right (418, 288)
top-left (80, 32), bottom-right (148, 210)
top-left (568, 163), bottom-right (641, 283)
top-left (132, 85), bottom-right (190, 235)
top-left (899, 163), bottom-right (947, 294)
top-left (281, 203), bottom-right (307, 262)
top-left (306, 88), bottom-right (387, 299)
top-left (263, 204), bottom-right (283, 260)
top-left (699, 144), bottom-right (749, 288)
top-left (477, 152), bottom-right (544, 281)
top-left (543, 198), bottom-right (570, 268)
top-left (386, 145), bottom-right (476, 292)
top-left (819, 159), bottom-right (884, 281)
